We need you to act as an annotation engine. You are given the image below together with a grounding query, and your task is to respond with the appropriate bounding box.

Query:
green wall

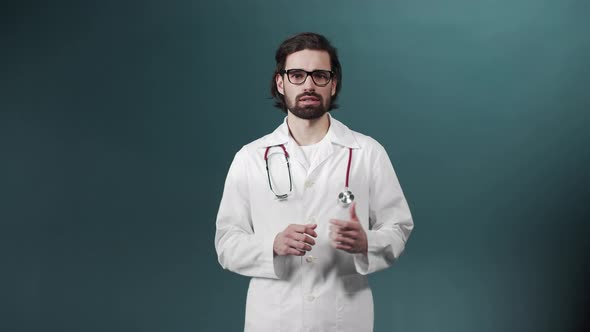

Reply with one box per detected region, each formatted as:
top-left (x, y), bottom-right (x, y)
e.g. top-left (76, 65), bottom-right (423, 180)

top-left (2, 0), bottom-right (588, 331)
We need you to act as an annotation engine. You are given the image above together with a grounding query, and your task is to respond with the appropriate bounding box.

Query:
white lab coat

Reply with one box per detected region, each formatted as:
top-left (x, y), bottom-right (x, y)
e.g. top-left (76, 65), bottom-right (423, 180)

top-left (215, 114), bottom-right (413, 332)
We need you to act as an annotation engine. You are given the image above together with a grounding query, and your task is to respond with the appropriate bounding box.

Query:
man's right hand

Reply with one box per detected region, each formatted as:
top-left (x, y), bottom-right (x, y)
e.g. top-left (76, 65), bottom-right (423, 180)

top-left (273, 224), bottom-right (317, 256)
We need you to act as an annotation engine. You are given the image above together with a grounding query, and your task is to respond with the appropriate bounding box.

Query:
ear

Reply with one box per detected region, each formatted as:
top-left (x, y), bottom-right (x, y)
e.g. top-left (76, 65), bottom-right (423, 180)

top-left (331, 78), bottom-right (337, 96)
top-left (276, 73), bottom-right (285, 95)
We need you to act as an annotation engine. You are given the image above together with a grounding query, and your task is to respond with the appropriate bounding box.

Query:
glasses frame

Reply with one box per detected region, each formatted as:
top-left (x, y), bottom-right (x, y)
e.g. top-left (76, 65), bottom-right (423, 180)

top-left (280, 69), bottom-right (334, 87)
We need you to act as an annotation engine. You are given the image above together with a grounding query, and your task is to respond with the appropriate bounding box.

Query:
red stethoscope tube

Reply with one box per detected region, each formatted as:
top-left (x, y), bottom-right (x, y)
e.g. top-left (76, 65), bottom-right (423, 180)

top-left (265, 144), bottom-right (354, 206)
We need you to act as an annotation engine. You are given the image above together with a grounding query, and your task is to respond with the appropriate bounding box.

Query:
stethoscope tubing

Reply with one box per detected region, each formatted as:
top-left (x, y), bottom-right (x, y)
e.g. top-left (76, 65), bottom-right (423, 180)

top-left (264, 144), bottom-right (354, 207)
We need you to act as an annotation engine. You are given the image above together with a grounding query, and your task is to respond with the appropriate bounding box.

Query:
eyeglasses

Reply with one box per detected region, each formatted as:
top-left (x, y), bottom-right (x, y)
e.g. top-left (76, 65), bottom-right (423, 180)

top-left (280, 69), bottom-right (334, 87)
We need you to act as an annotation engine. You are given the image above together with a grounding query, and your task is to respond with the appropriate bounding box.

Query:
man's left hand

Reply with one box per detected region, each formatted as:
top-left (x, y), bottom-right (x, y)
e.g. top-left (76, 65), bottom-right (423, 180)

top-left (329, 202), bottom-right (368, 255)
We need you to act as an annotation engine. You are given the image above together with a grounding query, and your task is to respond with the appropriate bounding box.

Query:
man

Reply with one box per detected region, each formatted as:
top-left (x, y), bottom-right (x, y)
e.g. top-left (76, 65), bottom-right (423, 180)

top-left (215, 32), bottom-right (413, 332)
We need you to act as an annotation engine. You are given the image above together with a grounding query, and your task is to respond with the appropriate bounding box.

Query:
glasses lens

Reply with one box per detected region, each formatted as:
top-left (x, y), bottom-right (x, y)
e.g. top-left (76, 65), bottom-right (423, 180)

top-left (287, 70), bottom-right (307, 84)
top-left (311, 71), bottom-right (332, 86)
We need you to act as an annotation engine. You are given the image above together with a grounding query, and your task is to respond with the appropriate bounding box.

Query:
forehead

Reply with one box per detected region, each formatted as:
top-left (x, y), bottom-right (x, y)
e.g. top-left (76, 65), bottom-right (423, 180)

top-left (284, 49), bottom-right (331, 70)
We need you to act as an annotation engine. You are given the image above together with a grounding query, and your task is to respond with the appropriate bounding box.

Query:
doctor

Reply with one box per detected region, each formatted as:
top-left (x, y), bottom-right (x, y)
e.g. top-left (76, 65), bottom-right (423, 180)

top-left (215, 32), bottom-right (414, 332)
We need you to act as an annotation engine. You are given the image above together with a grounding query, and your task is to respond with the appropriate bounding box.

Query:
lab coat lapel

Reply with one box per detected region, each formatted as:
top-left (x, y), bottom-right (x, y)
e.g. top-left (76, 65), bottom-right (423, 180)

top-left (307, 115), bottom-right (360, 175)
top-left (257, 117), bottom-right (309, 171)
top-left (326, 114), bottom-right (361, 150)
top-left (258, 115), bottom-right (359, 174)
top-left (307, 138), bottom-right (334, 176)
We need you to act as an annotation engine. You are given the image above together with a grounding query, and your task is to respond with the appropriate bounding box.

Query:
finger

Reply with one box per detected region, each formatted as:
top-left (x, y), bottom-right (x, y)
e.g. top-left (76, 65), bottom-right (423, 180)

top-left (330, 219), bottom-right (349, 228)
top-left (288, 238), bottom-right (312, 252)
top-left (278, 242), bottom-right (303, 256)
top-left (332, 235), bottom-right (355, 246)
top-left (330, 240), bottom-right (338, 249)
top-left (291, 232), bottom-right (316, 245)
top-left (330, 219), bottom-right (357, 231)
top-left (336, 229), bottom-right (359, 238)
top-left (349, 202), bottom-right (359, 222)
top-left (287, 232), bottom-right (304, 241)
top-left (288, 224), bottom-right (309, 234)
top-left (287, 224), bottom-right (317, 238)
top-left (304, 224), bottom-right (318, 237)
top-left (302, 235), bottom-right (316, 246)
top-left (330, 230), bottom-right (355, 241)
top-left (285, 247), bottom-right (305, 256)
top-left (330, 240), bottom-right (352, 251)
top-left (335, 243), bottom-right (353, 251)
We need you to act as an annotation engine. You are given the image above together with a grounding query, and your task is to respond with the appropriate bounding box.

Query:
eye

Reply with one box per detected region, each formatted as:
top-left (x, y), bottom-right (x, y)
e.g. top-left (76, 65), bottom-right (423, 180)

top-left (289, 71), bottom-right (305, 79)
top-left (315, 72), bottom-right (329, 80)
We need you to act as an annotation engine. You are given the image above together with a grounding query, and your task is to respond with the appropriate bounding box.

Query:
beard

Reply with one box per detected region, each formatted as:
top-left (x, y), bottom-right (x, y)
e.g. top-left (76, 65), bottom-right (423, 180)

top-left (286, 92), bottom-right (330, 120)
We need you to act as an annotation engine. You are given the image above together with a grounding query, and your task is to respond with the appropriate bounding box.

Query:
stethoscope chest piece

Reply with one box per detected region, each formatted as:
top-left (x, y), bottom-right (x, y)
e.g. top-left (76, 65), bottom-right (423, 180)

top-left (337, 148), bottom-right (355, 208)
top-left (338, 189), bottom-right (354, 208)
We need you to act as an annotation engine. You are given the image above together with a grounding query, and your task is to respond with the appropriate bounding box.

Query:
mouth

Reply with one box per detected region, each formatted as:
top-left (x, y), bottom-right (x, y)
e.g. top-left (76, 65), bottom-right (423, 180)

top-left (299, 96), bottom-right (319, 101)
top-left (298, 95), bottom-right (321, 105)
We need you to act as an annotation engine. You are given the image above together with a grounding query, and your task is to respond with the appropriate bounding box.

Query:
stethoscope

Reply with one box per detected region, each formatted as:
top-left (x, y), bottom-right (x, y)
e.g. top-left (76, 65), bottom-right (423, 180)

top-left (264, 144), bottom-right (354, 207)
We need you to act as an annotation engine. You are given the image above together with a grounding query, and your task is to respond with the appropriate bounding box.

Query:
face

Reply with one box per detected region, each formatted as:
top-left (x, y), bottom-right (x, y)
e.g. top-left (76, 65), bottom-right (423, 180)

top-left (276, 49), bottom-right (337, 120)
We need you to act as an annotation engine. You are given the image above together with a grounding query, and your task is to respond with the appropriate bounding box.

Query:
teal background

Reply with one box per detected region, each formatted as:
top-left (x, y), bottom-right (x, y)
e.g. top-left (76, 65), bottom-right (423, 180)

top-left (2, 0), bottom-right (589, 331)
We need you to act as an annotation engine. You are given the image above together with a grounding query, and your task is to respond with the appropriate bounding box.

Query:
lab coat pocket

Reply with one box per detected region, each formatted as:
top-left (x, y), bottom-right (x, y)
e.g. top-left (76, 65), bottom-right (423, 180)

top-left (247, 277), bottom-right (280, 305)
top-left (245, 278), bottom-right (281, 331)
top-left (336, 274), bottom-right (373, 332)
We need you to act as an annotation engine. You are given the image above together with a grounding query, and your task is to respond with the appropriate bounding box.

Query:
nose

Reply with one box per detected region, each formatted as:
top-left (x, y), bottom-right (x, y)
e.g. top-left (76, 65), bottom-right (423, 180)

top-left (302, 74), bottom-right (316, 91)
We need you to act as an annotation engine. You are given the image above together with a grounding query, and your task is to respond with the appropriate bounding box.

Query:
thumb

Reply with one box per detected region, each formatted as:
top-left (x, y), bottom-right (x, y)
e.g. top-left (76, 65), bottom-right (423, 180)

top-left (349, 202), bottom-right (359, 222)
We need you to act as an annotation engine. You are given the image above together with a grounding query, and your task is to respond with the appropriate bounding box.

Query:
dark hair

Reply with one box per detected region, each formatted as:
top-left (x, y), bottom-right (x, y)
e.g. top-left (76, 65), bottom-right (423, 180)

top-left (270, 32), bottom-right (342, 113)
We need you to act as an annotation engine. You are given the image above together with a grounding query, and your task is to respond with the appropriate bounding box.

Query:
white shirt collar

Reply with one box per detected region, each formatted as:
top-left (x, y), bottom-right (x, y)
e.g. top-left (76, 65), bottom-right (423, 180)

top-left (257, 113), bottom-right (360, 149)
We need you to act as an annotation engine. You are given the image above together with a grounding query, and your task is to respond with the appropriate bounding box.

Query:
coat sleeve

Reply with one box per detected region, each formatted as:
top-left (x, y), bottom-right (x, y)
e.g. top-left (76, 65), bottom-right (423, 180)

top-left (214, 147), bottom-right (283, 279)
top-left (353, 142), bottom-right (414, 275)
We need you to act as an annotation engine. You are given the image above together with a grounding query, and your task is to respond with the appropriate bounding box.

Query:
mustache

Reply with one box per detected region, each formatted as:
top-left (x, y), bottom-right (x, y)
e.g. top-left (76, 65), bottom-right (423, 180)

top-left (296, 92), bottom-right (323, 101)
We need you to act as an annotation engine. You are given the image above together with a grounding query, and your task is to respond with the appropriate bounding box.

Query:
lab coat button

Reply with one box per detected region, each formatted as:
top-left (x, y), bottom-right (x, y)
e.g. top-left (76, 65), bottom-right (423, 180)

top-left (304, 180), bottom-right (314, 189)
top-left (305, 255), bottom-right (315, 263)
top-left (305, 294), bottom-right (316, 301)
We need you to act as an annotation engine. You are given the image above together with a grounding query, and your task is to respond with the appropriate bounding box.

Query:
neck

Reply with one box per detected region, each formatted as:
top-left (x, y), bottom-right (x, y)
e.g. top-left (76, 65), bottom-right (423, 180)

top-left (286, 112), bottom-right (330, 146)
